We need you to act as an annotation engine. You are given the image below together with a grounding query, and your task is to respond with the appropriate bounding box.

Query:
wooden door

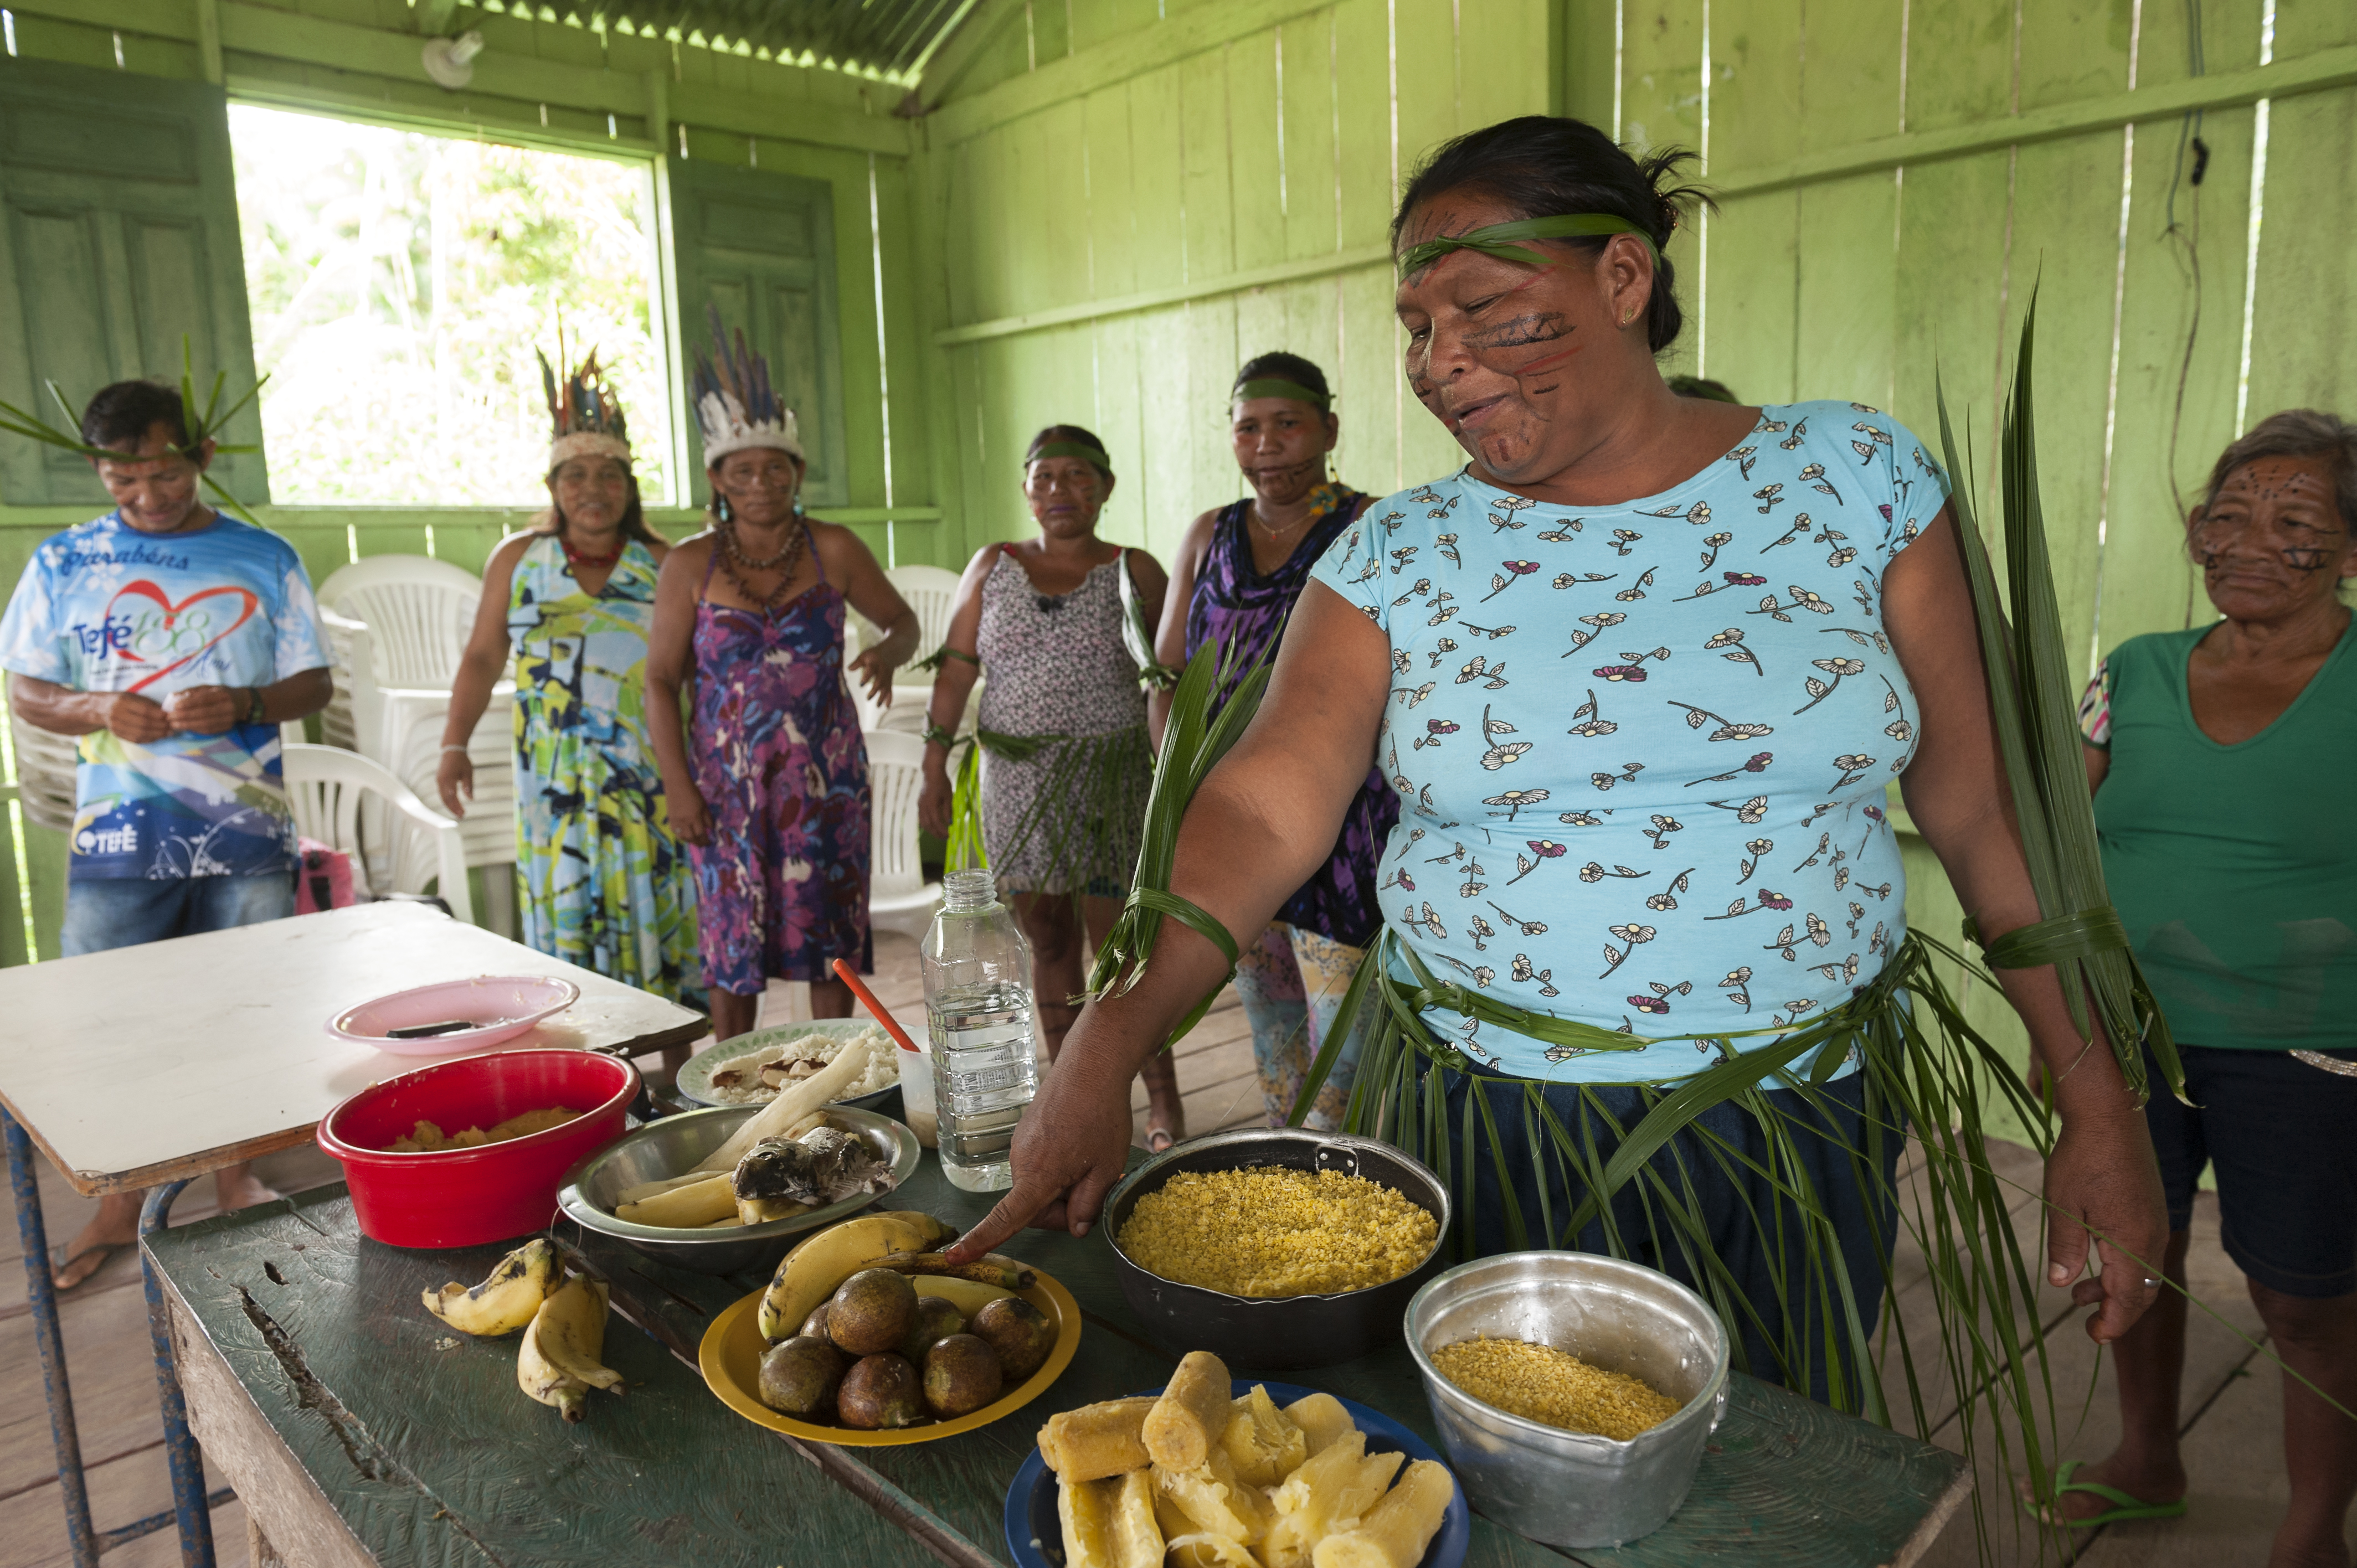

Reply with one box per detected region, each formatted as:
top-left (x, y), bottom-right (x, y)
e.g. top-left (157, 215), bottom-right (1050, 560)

top-left (665, 155), bottom-right (849, 509)
top-left (0, 57), bottom-right (266, 507)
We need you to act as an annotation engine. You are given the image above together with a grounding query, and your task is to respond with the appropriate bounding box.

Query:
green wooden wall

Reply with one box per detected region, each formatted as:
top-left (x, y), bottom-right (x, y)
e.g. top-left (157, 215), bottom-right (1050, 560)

top-left (904, 0), bottom-right (1562, 564)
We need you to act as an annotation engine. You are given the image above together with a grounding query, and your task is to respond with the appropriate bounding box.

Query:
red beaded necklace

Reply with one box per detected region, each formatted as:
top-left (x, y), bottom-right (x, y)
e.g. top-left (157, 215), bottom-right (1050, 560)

top-left (560, 532), bottom-right (624, 570)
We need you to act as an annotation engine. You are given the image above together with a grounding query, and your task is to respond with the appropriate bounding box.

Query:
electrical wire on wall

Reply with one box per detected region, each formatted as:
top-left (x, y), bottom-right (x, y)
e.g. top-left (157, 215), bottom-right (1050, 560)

top-left (2160, 0), bottom-right (2211, 626)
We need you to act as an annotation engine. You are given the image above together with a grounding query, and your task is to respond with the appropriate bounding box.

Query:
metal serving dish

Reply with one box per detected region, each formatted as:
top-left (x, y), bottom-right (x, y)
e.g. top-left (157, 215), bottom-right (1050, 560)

top-left (1406, 1252), bottom-right (1729, 1549)
top-left (1100, 1126), bottom-right (1450, 1371)
top-left (556, 1103), bottom-right (919, 1277)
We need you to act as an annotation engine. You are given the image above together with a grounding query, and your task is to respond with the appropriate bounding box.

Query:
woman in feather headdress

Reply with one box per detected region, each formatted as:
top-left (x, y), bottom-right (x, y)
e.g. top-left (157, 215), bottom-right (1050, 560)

top-left (441, 350), bottom-right (702, 1013)
top-left (646, 311), bottom-right (919, 1040)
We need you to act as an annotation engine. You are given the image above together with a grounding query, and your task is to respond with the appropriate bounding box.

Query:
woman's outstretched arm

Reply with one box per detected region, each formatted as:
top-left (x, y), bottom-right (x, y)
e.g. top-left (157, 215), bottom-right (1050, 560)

top-left (948, 579), bottom-right (1393, 1259)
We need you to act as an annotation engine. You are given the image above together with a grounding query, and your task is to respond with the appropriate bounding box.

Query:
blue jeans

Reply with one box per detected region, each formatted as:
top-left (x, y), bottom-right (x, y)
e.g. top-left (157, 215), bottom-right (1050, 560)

top-left (60, 873), bottom-right (295, 957)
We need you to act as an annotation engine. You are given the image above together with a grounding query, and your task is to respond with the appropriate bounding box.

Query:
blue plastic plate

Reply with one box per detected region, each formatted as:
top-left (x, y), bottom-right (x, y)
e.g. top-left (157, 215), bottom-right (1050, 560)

top-left (1003, 1379), bottom-right (1470, 1568)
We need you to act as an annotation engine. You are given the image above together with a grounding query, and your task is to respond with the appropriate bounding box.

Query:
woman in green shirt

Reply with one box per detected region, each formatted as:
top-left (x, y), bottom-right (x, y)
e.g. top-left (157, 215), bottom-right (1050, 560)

top-left (2055, 411), bottom-right (2357, 1558)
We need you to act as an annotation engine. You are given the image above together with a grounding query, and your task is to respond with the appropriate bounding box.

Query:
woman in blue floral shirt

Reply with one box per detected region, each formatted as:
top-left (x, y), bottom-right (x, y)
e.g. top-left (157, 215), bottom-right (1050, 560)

top-left (959, 115), bottom-right (2170, 1404)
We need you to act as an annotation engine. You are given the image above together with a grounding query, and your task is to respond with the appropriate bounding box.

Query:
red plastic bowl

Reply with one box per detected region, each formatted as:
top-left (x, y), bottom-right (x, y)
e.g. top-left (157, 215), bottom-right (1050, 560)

top-left (316, 1049), bottom-right (640, 1249)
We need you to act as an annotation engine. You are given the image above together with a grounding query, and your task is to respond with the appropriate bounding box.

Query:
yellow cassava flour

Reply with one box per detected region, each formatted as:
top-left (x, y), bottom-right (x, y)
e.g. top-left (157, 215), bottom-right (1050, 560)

top-left (1115, 1167), bottom-right (1438, 1298)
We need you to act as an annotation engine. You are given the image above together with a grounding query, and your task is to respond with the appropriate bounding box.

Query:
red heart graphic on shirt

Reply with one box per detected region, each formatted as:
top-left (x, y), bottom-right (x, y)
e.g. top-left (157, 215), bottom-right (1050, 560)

top-left (104, 580), bottom-right (260, 693)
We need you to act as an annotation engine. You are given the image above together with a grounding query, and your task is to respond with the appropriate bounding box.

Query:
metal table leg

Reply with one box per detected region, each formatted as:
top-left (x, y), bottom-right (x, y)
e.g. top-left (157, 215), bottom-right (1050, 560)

top-left (139, 1179), bottom-right (215, 1568)
top-left (5, 1105), bottom-right (98, 1568)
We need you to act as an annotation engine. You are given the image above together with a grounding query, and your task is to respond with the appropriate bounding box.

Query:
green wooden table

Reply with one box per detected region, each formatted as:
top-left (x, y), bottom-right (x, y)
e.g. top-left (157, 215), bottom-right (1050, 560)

top-left (143, 1154), bottom-right (1969, 1567)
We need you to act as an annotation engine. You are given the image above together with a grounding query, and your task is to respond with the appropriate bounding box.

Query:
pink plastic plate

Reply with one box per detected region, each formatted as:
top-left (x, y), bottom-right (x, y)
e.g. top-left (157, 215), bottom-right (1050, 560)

top-left (327, 976), bottom-right (581, 1055)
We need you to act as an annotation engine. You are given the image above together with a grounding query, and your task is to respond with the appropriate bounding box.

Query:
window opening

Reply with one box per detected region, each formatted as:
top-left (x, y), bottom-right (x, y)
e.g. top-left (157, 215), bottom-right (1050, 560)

top-left (229, 105), bottom-right (670, 506)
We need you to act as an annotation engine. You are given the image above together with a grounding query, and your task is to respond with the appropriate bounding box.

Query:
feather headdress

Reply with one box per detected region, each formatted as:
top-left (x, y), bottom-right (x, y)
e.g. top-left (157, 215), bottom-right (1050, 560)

top-left (691, 303), bottom-right (802, 467)
top-left (539, 346), bottom-right (630, 470)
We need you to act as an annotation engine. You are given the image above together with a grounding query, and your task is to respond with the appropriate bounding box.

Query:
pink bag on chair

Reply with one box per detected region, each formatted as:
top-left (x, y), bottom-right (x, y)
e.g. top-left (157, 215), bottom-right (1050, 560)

top-left (294, 837), bottom-right (357, 914)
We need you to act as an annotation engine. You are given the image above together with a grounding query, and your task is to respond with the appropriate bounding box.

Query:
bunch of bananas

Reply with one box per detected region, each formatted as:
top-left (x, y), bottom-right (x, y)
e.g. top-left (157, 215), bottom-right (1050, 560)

top-left (756, 1210), bottom-right (1035, 1342)
top-left (421, 1237), bottom-right (624, 1423)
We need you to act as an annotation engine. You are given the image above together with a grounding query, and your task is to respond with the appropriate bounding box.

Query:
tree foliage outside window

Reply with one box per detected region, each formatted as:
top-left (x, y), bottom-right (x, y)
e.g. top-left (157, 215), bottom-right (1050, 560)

top-left (229, 106), bottom-right (673, 507)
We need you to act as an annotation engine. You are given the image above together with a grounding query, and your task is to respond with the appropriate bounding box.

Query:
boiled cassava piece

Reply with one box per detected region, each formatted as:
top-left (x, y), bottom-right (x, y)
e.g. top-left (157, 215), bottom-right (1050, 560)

top-left (1038, 1397), bottom-right (1159, 1481)
top-left (1144, 1350), bottom-right (1234, 1470)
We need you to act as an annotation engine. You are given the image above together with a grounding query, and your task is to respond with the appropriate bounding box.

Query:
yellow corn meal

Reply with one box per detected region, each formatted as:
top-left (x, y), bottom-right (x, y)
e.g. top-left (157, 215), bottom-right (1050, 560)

top-left (1430, 1336), bottom-right (1683, 1442)
top-left (1116, 1167), bottom-right (1438, 1298)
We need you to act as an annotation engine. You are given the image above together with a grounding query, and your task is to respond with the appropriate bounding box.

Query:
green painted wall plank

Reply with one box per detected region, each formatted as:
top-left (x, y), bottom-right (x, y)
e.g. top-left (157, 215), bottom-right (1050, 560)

top-left (1129, 67), bottom-right (1191, 292)
top-left (1330, 0), bottom-right (1396, 254)
top-left (1619, 0), bottom-right (1704, 155)
top-left (1793, 172), bottom-right (1900, 413)
top-left (1903, 0), bottom-right (2018, 133)
top-left (1391, 0), bottom-right (1459, 177)
top-left (1797, 0), bottom-right (1900, 148)
top-left (1180, 49), bottom-right (1237, 283)
top-left (1228, 33), bottom-right (1287, 276)
top-left (2018, 0), bottom-right (2130, 112)
top-left (1277, 9), bottom-right (1341, 262)
top-left (1082, 85), bottom-right (1141, 297)
top-left (2007, 128), bottom-right (2139, 686)
top-left (2244, 86), bottom-right (2357, 419)
top-left (2093, 101), bottom-right (2254, 652)
top-left (1889, 153), bottom-right (2014, 512)
top-left (1561, 0), bottom-right (1617, 125)
top-left (2276, 0), bottom-right (2357, 58)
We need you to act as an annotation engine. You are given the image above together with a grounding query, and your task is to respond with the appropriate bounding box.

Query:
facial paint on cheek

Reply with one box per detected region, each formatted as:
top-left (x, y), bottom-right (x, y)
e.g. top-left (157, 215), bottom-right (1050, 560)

top-left (2281, 546), bottom-right (2334, 571)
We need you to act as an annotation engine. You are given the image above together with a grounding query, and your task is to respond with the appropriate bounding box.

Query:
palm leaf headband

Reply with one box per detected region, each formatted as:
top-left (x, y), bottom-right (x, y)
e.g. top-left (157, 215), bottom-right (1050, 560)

top-left (1395, 213), bottom-right (1661, 279)
top-left (0, 338), bottom-right (266, 522)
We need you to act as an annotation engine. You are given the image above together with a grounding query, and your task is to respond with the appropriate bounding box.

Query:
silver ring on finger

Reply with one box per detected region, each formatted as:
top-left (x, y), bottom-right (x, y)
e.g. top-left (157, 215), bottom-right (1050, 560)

top-left (2140, 1276), bottom-right (2162, 1288)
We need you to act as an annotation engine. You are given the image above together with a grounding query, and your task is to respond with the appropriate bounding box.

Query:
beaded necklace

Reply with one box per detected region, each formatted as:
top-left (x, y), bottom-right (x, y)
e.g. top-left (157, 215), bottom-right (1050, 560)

top-left (716, 518), bottom-right (809, 608)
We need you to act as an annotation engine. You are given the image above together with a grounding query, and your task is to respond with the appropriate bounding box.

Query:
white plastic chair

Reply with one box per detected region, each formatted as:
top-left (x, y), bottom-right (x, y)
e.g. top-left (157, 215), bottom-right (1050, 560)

top-left (851, 564), bottom-right (981, 737)
top-left (7, 710), bottom-right (80, 834)
top-left (282, 742), bottom-right (474, 924)
top-left (317, 556), bottom-right (483, 768)
top-left (864, 728), bottom-right (941, 943)
top-left (392, 698), bottom-right (517, 937)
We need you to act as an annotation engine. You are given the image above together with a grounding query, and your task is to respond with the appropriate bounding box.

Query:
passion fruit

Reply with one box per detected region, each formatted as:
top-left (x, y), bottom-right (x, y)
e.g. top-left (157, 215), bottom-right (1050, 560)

top-left (921, 1333), bottom-right (1005, 1419)
top-left (836, 1353), bottom-right (925, 1430)
top-left (969, 1296), bottom-right (1058, 1382)
top-left (826, 1267), bottom-right (918, 1357)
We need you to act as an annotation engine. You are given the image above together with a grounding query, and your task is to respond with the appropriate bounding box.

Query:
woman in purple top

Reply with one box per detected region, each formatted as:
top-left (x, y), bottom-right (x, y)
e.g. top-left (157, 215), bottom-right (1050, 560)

top-left (1150, 354), bottom-right (1399, 1127)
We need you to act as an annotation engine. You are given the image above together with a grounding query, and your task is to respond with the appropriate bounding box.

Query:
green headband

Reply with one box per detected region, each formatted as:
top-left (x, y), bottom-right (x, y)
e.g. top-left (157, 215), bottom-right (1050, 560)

top-left (1233, 377), bottom-right (1331, 411)
top-left (1396, 213), bottom-right (1661, 278)
top-left (1029, 439), bottom-right (1113, 473)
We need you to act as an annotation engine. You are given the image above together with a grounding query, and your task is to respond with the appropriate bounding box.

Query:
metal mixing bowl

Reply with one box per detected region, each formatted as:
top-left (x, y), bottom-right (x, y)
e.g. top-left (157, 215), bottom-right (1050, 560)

top-left (1406, 1252), bottom-right (1730, 1549)
top-left (1099, 1126), bottom-right (1450, 1371)
top-left (556, 1103), bottom-right (919, 1276)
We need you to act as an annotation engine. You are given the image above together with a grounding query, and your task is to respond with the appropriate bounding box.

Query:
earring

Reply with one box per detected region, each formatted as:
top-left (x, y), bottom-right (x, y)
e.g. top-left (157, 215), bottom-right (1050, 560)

top-left (1620, 307), bottom-right (1638, 327)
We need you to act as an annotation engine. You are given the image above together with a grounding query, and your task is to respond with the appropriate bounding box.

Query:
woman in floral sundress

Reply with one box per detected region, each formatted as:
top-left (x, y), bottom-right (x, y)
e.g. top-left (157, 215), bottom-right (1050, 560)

top-left (441, 355), bottom-right (699, 1010)
top-left (646, 323), bottom-right (918, 1043)
top-left (1151, 353), bottom-right (1397, 1129)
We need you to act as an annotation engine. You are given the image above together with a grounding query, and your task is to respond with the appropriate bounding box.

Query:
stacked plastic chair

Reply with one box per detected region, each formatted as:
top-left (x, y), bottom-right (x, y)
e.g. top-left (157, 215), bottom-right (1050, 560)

top-left (281, 743), bottom-right (474, 923)
top-left (850, 564), bottom-right (977, 739)
top-left (316, 556), bottom-right (513, 934)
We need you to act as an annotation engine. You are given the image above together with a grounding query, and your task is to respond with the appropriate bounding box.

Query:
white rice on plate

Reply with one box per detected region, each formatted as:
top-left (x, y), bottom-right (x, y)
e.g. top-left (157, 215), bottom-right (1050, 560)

top-left (699, 1026), bottom-right (900, 1104)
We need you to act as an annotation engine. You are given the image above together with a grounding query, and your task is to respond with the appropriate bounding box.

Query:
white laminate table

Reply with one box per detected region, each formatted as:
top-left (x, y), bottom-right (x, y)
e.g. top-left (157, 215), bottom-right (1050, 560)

top-left (0, 900), bottom-right (707, 1568)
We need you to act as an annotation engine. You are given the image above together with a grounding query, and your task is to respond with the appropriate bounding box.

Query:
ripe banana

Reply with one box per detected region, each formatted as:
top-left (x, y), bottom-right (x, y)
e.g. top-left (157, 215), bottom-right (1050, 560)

top-left (756, 1210), bottom-right (959, 1341)
top-left (517, 1274), bottom-right (620, 1421)
top-left (423, 1237), bottom-right (558, 1337)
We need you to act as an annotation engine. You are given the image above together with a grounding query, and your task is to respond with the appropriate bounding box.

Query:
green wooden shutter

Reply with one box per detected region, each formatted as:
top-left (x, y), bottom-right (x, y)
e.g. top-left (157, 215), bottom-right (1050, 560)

top-left (0, 58), bottom-right (266, 508)
top-left (666, 155), bottom-right (850, 509)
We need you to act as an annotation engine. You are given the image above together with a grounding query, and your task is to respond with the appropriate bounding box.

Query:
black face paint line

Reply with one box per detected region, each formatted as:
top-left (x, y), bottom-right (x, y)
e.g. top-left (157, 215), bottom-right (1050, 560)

top-left (2280, 545), bottom-right (2335, 572)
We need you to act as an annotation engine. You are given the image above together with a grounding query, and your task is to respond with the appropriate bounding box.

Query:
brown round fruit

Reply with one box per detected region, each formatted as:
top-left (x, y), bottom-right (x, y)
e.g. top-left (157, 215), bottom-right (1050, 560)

top-left (757, 1337), bottom-right (847, 1419)
top-left (898, 1295), bottom-right (966, 1363)
top-left (826, 1268), bottom-right (919, 1356)
top-left (800, 1303), bottom-right (831, 1342)
top-left (836, 1353), bottom-right (925, 1430)
top-left (969, 1296), bottom-right (1058, 1382)
top-left (921, 1333), bottom-right (1004, 1419)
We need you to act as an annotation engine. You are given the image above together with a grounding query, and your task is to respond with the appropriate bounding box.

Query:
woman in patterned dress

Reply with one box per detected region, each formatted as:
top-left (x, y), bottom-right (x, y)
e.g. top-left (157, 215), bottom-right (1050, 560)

top-left (1151, 353), bottom-right (1398, 1128)
top-left (918, 425), bottom-right (1186, 1149)
top-left (960, 115), bottom-right (2170, 1399)
top-left (645, 332), bottom-right (918, 1043)
top-left (442, 360), bottom-right (700, 1011)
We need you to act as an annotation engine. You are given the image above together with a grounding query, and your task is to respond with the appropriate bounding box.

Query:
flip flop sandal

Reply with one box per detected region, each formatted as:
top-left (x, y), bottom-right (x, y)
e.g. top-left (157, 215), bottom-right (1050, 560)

top-left (2030, 1460), bottom-right (2189, 1529)
top-left (48, 1240), bottom-right (127, 1293)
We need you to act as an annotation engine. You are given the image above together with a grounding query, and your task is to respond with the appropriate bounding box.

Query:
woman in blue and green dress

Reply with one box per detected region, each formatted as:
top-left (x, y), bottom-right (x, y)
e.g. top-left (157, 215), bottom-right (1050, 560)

top-left (440, 356), bottom-right (701, 1008)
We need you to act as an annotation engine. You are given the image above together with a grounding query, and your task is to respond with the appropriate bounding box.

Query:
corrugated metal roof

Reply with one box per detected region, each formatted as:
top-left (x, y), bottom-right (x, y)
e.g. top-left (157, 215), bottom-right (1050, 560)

top-left (476, 1), bottom-right (979, 85)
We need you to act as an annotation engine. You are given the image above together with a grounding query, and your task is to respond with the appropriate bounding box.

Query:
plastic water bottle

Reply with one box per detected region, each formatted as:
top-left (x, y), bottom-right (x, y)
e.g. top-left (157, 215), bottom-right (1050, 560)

top-left (920, 869), bottom-right (1040, 1192)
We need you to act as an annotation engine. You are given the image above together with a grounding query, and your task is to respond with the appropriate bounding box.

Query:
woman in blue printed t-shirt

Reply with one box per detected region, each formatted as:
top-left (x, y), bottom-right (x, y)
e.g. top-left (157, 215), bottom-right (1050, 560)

top-left (958, 116), bottom-right (2171, 1406)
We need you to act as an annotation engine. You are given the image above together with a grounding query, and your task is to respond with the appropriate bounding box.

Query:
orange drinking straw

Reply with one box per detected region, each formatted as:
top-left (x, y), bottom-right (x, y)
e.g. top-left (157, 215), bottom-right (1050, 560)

top-left (832, 958), bottom-right (921, 1053)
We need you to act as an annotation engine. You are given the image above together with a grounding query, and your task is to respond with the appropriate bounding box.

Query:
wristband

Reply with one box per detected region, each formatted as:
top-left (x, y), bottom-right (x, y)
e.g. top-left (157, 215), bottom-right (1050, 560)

top-left (244, 686), bottom-right (266, 724)
top-left (442, 744), bottom-right (471, 755)
top-left (922, 722), bottom-right (956, 749)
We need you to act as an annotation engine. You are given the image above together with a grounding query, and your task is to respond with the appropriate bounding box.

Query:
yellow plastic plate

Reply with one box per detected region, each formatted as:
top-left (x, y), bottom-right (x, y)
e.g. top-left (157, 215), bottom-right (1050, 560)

top-left (698, 1268), bottom-right (1083, 1446)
